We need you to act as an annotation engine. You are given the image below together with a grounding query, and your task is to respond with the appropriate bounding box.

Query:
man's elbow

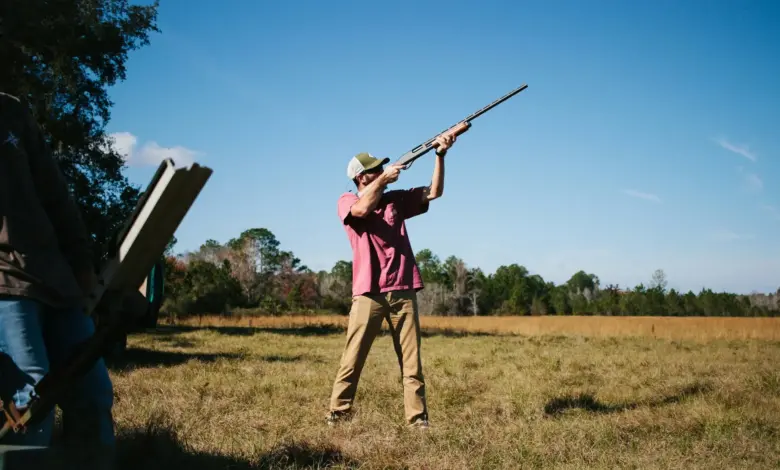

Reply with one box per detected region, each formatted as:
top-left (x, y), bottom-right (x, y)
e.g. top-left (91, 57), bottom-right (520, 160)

top-left (350, 205), bottom-right (369, 218)
top-left (427, 189), bottom-right (443, 202)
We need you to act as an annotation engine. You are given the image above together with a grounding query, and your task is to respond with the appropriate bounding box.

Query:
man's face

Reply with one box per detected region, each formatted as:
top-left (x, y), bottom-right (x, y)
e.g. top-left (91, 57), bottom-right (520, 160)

top-left (357, 165), bottom-right (383, 187)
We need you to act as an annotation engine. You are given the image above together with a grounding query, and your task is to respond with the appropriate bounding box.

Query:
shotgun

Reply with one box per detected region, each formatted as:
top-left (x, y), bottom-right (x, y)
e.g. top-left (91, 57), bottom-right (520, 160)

top-left (395, 83), bottom-right (528, 169)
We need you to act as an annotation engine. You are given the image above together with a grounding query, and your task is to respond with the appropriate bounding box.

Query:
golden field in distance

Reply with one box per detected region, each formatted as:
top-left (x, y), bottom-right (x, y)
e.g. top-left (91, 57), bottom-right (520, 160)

top-left (170, 313), bottom-right (780, 342)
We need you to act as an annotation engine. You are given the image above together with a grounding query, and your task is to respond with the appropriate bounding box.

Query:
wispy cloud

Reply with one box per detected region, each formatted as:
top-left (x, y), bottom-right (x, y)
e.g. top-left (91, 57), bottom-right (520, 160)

top-left (711, 230), bottom-right (755, 242)
top-left (763, 205), bottom-right (780, 220)
top-left (744, 173), bottom-right (763, 191)
top-left (714, 137), bottom-right (756, 161)
top-left (108, 132), bottom-right (203, 167)
top-left (737, 166), bottom-right (763, 191)
top-left (623, 189), bottom-right (661, 203)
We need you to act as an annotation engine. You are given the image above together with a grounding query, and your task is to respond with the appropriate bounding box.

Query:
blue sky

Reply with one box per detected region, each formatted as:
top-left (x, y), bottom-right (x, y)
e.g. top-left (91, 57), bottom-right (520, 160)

top-left (106, 0), bottom-right (779, 294)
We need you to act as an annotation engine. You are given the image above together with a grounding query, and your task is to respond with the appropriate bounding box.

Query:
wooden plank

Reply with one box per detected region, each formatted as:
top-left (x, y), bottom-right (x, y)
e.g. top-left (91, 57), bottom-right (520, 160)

top-left (84, 158), bottom-right (213, 315)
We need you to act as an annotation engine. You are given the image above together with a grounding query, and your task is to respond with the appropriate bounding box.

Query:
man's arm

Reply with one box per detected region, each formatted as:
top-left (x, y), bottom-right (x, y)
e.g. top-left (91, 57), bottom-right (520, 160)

top-left (21, 102), bottom-right (95, 292)
top-left (421, 132), bottom-right (455, 202)
top-left (349, 164), bottom-right (402, 218)
top-left (422, 153), bottom-right (445, 202)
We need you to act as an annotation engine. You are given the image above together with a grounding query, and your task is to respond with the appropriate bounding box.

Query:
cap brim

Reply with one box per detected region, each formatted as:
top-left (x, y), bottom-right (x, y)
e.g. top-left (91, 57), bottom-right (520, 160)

top-left (364, 157), bottom-right (390, 171)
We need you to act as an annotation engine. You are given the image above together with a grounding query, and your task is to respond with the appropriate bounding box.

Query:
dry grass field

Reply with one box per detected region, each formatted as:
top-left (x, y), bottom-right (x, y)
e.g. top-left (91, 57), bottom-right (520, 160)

top-left (101, 315), bottom-right (780, 469)
top-left (171, 314), bottom-right (780, 342)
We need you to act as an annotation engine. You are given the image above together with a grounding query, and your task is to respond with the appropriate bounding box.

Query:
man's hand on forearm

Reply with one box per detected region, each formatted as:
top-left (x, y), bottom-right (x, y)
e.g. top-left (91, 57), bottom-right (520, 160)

top-left (434, 131), bottom-right (456, 157)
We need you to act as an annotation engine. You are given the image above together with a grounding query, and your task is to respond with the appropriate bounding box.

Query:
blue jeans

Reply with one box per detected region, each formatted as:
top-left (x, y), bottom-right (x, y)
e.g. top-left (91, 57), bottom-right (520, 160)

top-left (0, 297), bottom-right (115, 447)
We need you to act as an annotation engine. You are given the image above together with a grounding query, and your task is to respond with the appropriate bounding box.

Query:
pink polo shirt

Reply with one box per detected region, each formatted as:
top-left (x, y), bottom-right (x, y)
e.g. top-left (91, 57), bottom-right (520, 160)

top-left (337, 187), bottom-right (429, 297)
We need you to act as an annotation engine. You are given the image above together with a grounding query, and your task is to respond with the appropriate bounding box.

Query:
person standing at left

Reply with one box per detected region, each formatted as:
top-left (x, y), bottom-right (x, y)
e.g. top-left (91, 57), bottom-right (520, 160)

top-left (0, 91), bottom-right (116, 450)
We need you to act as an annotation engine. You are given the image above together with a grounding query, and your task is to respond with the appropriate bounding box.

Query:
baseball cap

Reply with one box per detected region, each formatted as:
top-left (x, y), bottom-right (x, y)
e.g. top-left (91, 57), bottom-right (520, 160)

top-left (346, 152), bottom-right (390, 180)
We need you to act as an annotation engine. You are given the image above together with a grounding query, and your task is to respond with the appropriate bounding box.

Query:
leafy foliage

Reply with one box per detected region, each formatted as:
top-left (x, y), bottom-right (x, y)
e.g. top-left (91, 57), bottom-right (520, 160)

top-left (0, 0), bottom-right (160, 267)
top-left (160, 228), bottom-right (780, 319)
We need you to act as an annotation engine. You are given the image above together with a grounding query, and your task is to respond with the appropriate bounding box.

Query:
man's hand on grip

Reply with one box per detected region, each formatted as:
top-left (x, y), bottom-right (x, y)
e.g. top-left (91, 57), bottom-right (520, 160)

top-left (380, 164), bottom-right (403, 185)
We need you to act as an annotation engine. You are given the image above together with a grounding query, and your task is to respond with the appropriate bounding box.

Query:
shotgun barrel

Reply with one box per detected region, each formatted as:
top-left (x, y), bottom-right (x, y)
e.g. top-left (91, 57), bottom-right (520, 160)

top-left (395, 83), bottom-right (528, 168)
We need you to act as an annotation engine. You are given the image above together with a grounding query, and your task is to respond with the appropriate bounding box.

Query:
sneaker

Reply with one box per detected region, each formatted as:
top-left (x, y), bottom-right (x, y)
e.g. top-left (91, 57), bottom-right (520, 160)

top-left (409, 419), bottom-right (429, 430)
top-left (326, 410), bottom-right (352, 426)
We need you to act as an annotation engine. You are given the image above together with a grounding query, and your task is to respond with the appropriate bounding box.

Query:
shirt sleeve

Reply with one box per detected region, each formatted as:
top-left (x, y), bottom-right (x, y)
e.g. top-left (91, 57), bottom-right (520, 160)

top-left (337, 192), bottom-right (360, 225)
top-left (396, 186), bottom-right (430, 220)
top-left (21, 102), bottom-right (94, 274)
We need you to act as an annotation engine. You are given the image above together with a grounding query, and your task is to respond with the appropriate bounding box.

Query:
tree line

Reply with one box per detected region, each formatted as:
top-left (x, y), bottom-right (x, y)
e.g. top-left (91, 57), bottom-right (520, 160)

top-left (160, 228), bottom-right (780, 318)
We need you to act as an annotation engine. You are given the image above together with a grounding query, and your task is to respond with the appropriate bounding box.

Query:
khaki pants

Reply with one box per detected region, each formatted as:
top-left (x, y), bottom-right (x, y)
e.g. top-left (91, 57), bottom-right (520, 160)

top-left (329, 289), bottom-right (427, 424)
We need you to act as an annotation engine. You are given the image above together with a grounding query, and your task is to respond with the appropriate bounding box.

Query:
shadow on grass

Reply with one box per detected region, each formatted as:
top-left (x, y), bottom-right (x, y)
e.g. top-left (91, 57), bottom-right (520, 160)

top-left (419, 327), bottom-right (497, 338)
top-left (260, 354), bottom-right (309, 363)
top-left (148, 324), bottom-right (345, 338)
top-left (146, 324), bottom-right (501, 339)
top-left (105, 347), bottom-right (313, 371)
top-left (152, 336), bottom-right (201, 348)
top-left (115, 419), bottom-right (360, 470)
top-left (105, 348), bottom-right (245, 371)
top-left (543, 382), bottom-right (712, 417)
top-left (9, 418), bottom-right (358, 470)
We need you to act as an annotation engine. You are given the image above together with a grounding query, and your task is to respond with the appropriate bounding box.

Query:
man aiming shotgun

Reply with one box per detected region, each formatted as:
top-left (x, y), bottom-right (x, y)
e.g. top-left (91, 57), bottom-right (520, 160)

top-left (327, 84), bottom-right (527, 428)
top-left (328, 132), bottom-right (457, 429)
